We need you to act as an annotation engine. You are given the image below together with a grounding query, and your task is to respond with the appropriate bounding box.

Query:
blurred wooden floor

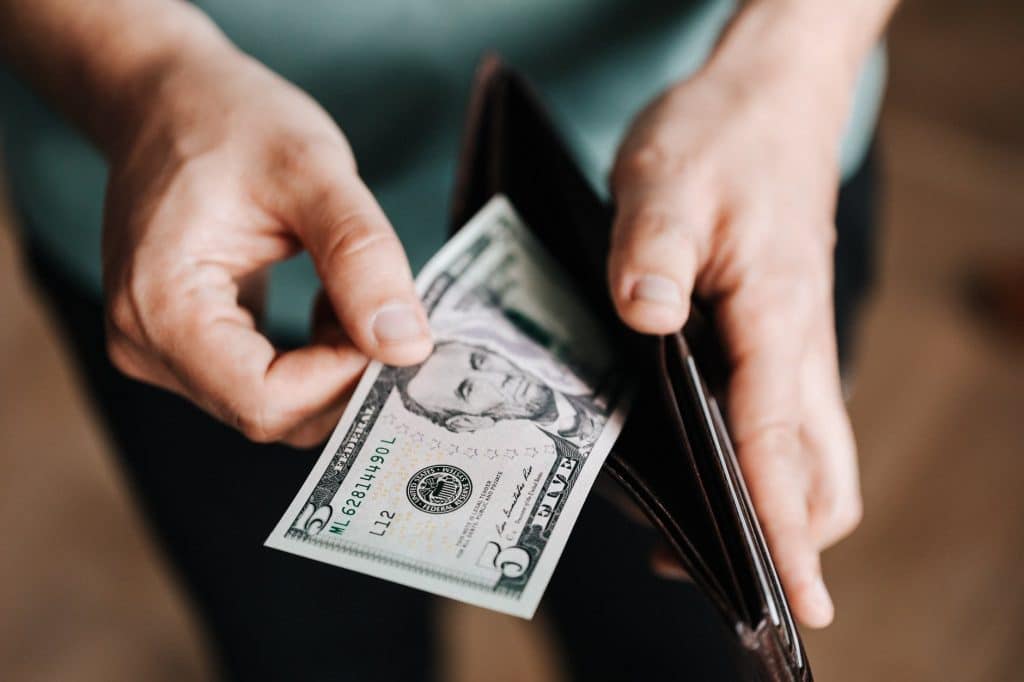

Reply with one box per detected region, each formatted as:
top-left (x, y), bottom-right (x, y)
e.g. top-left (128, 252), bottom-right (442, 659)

top-left (804, 1), bottom-right (1024, 680)
top-left (1, 1), bottom-right (1022, 680)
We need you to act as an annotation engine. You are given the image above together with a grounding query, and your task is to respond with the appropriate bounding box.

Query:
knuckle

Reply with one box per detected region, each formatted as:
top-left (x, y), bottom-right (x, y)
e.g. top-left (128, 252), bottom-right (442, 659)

top-left (109, 260), bottom-right (176, 346)
top-left (813, 490), bottom-right (863, 544)
top-left (761, 421), bottom-right (803, 458)
top-left (237, 420), bottom-right (272, 443)
top-left (830, 495), bottom-right (864, 537)
top-left (616, 142), bottom-right (679, 180)
top-left (738, 274), bottom-right (821, 337)
top-left (614, 208), bottom-right (675, 246)
top-left (273, 134), bottom-right (354, 194)
top-left (737, 420), bottom-right (803, 469)
top-left (235, 411), bottom-right (283, 444)
top-left (281, 433), bottom-right (308, 449)
top-left (282, 426), bottom-right (327, 450)
top-left (614, 142), bottom-right (709, 190)
top-left (106, 294), bottom-right (138, 337)
top-left (792, 249), bottom-right (835, 302)
top-left (768, 273), bottom-right (816, 309)
top-left (105, 334), bottom-right (142, 380)
top-left (273, 135), bottom-right (330, 177)
top-left (324, 216), bottom-right (398, 267)
top-left (612, 208), bottom-right (701, 266)
top-left (744, 301), bottom-right (800, 347)
top-left (231, 397), bottom-right (295, 444)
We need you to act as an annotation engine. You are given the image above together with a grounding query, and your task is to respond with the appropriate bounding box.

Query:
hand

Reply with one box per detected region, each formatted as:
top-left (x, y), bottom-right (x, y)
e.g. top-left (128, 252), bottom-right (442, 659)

top-left (102, 43), bottom-right (432, 447)
top-left (610, 31), bottom-right (862, 627)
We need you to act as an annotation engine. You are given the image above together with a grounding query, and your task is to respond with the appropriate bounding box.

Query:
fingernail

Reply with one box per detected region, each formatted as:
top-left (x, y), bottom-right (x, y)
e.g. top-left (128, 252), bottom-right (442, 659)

top-left (372, 303), bottom-right (426, 345)
top-left (808, 577), bottom-right (834, 626)
top-left (631, 274), bottom-right (682, 307)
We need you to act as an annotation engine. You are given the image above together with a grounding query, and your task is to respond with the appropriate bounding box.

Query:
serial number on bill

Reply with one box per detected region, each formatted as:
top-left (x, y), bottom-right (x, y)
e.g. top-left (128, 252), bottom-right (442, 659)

top-left (328, 437), bottom-right (396, 536)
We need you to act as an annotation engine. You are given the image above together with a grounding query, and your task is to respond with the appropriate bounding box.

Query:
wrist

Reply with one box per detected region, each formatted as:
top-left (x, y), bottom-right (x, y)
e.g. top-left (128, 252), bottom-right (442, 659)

top-left (725, 1), bottom-right (879, 76)
top-left (700, 1), bottom-right (873, 131)
top-left (90, 6), bottom-right (240, 158)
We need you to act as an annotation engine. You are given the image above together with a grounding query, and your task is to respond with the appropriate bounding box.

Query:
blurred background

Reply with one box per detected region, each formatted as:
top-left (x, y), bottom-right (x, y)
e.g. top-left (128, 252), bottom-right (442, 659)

top-left (1, 1), bottom-right (1022, 680)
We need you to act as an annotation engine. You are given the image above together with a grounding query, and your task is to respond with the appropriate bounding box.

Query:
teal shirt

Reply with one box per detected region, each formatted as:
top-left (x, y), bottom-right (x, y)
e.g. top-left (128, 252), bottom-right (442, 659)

top-left (0, 0), bottom-right (885, 338)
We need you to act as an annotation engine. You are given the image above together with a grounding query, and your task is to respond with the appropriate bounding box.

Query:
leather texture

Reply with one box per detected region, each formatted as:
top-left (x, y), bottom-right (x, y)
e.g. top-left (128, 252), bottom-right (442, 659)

top-left (449, 55), bottom-right (812, 682)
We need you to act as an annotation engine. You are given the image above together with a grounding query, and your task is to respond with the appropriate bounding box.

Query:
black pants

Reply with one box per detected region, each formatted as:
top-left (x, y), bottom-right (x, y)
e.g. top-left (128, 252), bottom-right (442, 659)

top-left (21, 152), bottom-right (876, 682)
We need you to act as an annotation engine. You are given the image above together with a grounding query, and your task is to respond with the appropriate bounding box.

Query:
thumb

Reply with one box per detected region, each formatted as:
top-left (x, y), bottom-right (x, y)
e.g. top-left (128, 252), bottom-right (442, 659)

top-left (296, 171), bottom-right (432, 366)
top-left (608, 155), bottom-right (714, 335)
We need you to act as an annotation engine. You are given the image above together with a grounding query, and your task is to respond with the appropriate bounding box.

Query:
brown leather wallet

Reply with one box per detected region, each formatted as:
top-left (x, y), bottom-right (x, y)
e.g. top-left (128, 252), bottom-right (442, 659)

top-left (449, 56), bottom-right (813, 682)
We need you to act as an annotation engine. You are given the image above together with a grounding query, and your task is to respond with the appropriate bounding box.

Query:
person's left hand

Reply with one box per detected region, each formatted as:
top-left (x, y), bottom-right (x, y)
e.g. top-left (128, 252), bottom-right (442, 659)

top-left (608, 30), bottom-right (863, 628)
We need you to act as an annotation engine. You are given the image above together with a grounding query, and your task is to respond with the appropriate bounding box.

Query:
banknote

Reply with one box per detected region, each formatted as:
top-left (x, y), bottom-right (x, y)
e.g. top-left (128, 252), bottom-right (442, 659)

top-left (266, 195), bottom-right (630, 618)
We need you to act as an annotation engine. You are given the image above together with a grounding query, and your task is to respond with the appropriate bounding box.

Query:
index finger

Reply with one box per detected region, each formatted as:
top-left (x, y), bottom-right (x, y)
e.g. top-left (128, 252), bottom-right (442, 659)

top-left (288, 154), bottom-right (432, 367)
top-left (149, 271), bottom-right (366, 442)
top-left (720, 280), bottom-right (834, 628)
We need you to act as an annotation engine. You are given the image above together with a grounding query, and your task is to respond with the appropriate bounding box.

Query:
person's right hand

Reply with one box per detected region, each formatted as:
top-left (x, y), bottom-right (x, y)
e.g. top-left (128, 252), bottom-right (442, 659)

top-left (102, 43), bottom-right (432, 447)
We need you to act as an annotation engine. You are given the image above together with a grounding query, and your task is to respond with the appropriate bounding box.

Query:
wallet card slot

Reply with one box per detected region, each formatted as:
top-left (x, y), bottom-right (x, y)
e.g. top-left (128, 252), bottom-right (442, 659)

top-left (601, 451), bottom-right (736, 620)
top-left (668, 335), bottom-right (802, 670)
top-left (706, 397), bottom-right (782, 629)
top-left (680, 309), bottom-right (799, 663)
top-left (658, 339), bottom-right (759, 625)
top-left (608, 383), bottom-right (740, 623)
top-left (707, 393), bottom-right (802, 668)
